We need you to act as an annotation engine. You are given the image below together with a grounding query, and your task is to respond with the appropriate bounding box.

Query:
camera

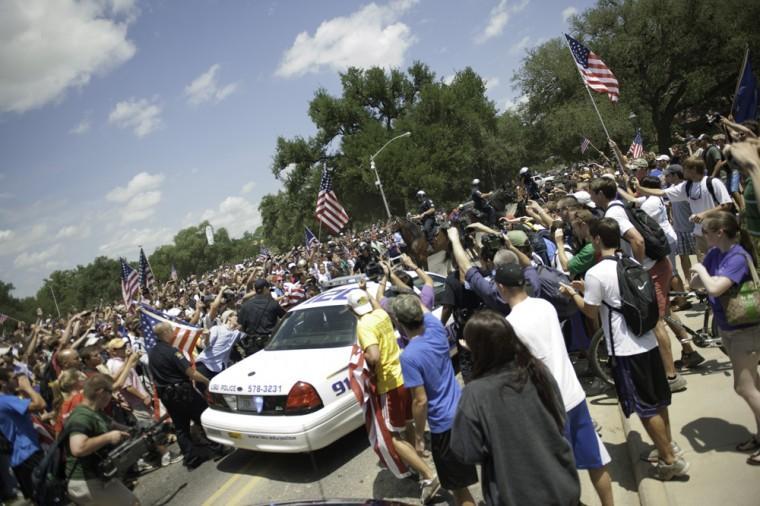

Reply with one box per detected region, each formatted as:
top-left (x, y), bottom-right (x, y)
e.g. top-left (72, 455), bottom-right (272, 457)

top-left (98, 415), bottom-right (171, 480)
top-left (481, 233), bottom-right (504, 252)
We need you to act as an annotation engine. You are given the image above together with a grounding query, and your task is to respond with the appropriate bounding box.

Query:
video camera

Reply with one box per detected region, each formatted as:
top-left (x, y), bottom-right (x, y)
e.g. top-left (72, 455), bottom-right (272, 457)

top-left (98, 414), bottom-right (171, 480)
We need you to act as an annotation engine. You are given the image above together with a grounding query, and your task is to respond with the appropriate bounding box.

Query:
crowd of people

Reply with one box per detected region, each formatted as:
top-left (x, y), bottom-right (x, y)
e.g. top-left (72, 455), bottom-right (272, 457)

top-left (1, 116), bottom-right (760, 505)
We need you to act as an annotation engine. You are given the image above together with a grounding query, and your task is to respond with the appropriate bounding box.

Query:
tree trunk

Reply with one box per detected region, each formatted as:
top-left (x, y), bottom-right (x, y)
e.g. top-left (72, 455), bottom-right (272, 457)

top-left (653, 113), bottom-right (673, 154)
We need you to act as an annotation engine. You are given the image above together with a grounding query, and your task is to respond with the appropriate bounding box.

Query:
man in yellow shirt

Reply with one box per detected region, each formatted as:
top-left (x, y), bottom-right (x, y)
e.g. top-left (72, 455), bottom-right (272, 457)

top-left (347, 284), bottom-right (439, 503)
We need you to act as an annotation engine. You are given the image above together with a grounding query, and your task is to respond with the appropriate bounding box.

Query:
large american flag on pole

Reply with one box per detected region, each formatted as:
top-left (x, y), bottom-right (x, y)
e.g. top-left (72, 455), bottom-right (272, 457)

top-left (348, 344), bottom-right (410, 479)
top-left (120, 258), bottom-right (139, 308)
top-left (629, 130), bottom-right (644, 159)
top-left (315, 166), bottom-right (349, 235)
top-left (565, 34), bottom-right (619, 103)
top-left (139, 247), bottom-right (155, 290)
top-left (580, 137), bottom-right (591, 154)
top-left (139, 304), bottom-right (203, 362)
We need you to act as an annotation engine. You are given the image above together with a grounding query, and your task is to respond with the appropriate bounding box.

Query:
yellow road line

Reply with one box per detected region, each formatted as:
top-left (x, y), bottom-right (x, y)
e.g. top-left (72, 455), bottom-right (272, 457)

top-left (227, 473), bottom-right (265, 506)
top-left (200, 459), bottom-right (257, 506)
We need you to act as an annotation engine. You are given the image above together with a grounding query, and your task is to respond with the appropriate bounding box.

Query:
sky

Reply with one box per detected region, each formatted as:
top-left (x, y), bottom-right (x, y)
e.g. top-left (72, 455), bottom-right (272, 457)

top-left (0, 0), bottom-right (596, 297)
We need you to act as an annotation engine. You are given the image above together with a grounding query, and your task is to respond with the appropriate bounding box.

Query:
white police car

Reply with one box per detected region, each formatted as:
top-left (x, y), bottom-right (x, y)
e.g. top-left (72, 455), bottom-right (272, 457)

top-left (201, 272), bottom-right (451, 453)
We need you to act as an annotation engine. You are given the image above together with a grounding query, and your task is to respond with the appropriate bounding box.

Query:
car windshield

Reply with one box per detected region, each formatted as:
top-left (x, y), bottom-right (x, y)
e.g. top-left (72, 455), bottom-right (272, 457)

top-left (266, 305), bottom-right (357, 351)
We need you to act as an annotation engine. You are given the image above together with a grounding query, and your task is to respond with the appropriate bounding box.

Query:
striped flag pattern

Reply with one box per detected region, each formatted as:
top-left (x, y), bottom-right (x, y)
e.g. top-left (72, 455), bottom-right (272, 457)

top-left (565, 34), bottom-right (619, 102)
top-left (580, 137), bottom-right (591, 154)
top-left (305, 226), bottom-right (320, 250)
top-left (347, 344), bottom-right (410, 479)
top-left (281, 281), bottom-right (305, 308)
top-left (315, 166), bottom-right (349, 235)
top-left (629, 130), bottom-right (644, 159)
top-left (120, 258), bottom-right (139, 308)
top-left (139, 304), bottom-right (203, 362)
top-left (139, 247), bottom-right (155, 290)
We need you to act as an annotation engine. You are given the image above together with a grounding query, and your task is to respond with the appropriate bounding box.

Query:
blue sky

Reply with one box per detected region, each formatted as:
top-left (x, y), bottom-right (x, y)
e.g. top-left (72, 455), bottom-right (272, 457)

top-left (0, 0), bottom-right (595, 297)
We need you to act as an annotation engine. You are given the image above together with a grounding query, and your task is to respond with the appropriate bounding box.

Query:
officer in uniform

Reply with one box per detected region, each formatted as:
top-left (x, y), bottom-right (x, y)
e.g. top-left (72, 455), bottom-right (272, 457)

top-left (413, 190), bottom-right (437, 245)
top-left (471, 178), bottom-right (496, 226)
top-left (237, 278), bottom-right (286, 355)
top-left (148, 322), bottom-right (226, 469)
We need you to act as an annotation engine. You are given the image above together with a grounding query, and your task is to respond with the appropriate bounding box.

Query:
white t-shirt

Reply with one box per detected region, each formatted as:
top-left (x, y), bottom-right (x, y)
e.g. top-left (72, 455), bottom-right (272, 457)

top-left (583, 259), bottom-right (658, 357)
top-left (506, 297), bottom-right (586, 411)
top-left (635, 196), bottom-right (677, 246)
top-left (664, 177), bottom-right (732, 236)
top-left (604, 200), bottom-right (655, 270)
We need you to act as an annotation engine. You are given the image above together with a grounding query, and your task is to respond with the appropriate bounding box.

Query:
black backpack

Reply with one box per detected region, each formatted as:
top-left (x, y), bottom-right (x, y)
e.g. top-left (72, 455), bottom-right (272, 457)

top-left (601, 255), bottom-right (659, 337)
top-left (607, 202), bottom-right (670, 260)
top-left (31, 426), bottom-right (77, 506)
top-left (534, 264), bottom-right (578, 320)
top-left (685, 177), bottom-right (735, 213)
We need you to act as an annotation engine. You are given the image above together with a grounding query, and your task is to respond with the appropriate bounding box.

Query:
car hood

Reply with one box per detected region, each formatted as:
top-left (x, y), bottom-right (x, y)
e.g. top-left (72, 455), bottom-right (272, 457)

top-left (208, 346), bottom-right (354, 395)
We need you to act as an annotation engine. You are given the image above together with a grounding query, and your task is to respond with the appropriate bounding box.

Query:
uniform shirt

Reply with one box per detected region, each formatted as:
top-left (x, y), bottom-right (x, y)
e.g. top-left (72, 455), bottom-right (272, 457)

top-left (356, 309), bottom-right (403, 395)
top-left (664, 177), bottom-right (732, 235)
top-left (399, 313), bottom-right (460, 433)
top-left (238, 294), bottom-right (286, 337)
top-left (148, 340), bottom-right (191, 388)
top-left (471, 190), bottom-right (486, 210)
top-left (418, 198), bottom-right (435, 216)
top-left (0, 394), bottom-right (40, 467)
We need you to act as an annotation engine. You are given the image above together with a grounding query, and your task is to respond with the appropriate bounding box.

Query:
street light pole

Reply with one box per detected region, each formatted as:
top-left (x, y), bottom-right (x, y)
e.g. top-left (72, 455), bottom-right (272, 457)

top-left (369, 131), bottom-right (411, 219)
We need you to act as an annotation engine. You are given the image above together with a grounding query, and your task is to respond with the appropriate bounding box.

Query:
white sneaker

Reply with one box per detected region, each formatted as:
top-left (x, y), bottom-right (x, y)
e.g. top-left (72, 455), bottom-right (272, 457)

top-left (420, 475), bottom-right (440, 504)
top-left (161, 451), bottom-right (183, 466)
top-left (135, 458), bottom-right (156, 473)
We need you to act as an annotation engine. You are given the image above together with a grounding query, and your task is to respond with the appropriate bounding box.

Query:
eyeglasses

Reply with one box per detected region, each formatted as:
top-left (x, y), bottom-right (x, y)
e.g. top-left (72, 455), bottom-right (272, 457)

top-left (688, 184), bottom-right (702, 200)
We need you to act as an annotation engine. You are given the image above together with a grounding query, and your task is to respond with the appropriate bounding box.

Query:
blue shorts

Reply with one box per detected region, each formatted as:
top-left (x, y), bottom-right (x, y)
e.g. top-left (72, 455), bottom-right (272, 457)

top-left (563, 400), bottom-right (611, 470)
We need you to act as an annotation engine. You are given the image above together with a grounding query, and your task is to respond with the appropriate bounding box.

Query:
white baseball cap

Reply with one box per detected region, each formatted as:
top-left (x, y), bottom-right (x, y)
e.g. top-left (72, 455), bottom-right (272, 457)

top-left (519, 167), bottom-right (529, 175)
top-left (655, 154), bottom-right (670, 162)
top-left (572, 190), bottom-right (596, 208)
top-left (347, 289), bottom-right (372, 316)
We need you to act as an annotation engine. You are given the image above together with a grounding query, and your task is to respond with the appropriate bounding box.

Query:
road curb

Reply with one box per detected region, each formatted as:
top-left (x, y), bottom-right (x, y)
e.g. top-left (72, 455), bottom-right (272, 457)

top-left (617, 405), bottom-right (671, 506)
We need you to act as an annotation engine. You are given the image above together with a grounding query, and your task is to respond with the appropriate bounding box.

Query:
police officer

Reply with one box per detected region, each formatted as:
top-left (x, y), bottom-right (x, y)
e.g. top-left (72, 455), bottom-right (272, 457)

top-left (148, 322), bottom-right (226, 469)
top-left (413, 190), bottom-right (436, 245)
top-left (237, 279), bottom-right (286, 355)
top-left (471, 178), bottom-right (496, 226)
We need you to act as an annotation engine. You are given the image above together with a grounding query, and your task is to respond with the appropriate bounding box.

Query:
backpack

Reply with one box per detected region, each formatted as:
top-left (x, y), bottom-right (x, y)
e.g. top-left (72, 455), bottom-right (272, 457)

top-left (529, 229), bottom-right (554, 266)
top-left (601, 255), bottom-right (659, 337)
top-left (685, 176), bottom-right (735, 212)
top-left (31, 425), bottom-right (76, 506)
top-left (534, 264), bottom-right (578, 320)
top-left (607, 202), bottom-right (671, 260)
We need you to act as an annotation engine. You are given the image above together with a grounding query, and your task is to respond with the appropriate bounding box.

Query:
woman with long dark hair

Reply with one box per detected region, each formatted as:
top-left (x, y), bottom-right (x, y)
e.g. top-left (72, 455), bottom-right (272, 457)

top-left (449, 310), bottom-right (580, 505)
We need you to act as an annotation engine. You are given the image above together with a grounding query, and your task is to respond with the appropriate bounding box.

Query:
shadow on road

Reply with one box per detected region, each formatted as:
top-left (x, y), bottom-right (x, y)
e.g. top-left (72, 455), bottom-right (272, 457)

top-left (681, 417), bottom-right (753, 453)
top-left (215, 426), bottom-right (370, 483)
top-left (677, 358), bottom-right (733, 378)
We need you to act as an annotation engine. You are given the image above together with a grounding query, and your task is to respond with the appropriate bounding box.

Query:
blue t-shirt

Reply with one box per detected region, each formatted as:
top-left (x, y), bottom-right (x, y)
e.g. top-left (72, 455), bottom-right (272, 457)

top-left (703, 244), bottom-right (754, 331)
top-left (399, 313), bottom-right (460, 434)
top-left (0, 394), bottom-right (40, 467)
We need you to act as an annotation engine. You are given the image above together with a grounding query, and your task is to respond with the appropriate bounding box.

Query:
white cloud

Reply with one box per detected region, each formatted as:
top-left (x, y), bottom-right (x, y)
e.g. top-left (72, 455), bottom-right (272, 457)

top-left (562, 6), bottom-right (578, 22)
top-left (502, 95), bottom-right (529, 112)
top-left (0, 0), bottom-right (137, 113)
top-left (106, 172), bottom-right (164, 223)
top-left (0, 224), bottom-right (47, 256)
top-left (0, 230), bottom-right (14, 241)
top-left (108, 98), bottom-right (162, 137)
top-left (275, 0), bottom-right (417, 78)
top-left (510, 36), bottom-right (531, 54)
top-left (485, 77), bottom-right (500, 91)
top-left (443, 74), bottom-right (455, 85)
top-left (14, 244), bottom-right (62, 269)
top-left (184, 64), bottom-right (239, 105)
top-left (55, 224), bottom-right (91, 240)
top-left (200, 196), bottom-right (261, 238)
top-left (99, 227), bottom-right (171, 257)
top-left (69, 119), bottom-right (91, 135)
top-left (241, 181), bottom-right (256, 194)
top-left (475, 0), bottom-right (529, 44)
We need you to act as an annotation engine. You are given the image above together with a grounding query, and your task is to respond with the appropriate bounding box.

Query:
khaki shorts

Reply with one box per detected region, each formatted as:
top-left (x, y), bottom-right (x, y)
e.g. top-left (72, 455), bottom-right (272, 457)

top-left (721, 326), bottom-right (760, 356)
top-left (68, 478), bottom-right (138, 506)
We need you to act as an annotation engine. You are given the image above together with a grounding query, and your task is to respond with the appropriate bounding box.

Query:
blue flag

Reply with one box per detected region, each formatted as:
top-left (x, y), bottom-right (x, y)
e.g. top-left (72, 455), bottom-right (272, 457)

top-left (733, 50), bottom-right (759, 124)
top-left (305, 227), bottom-right (319, 250)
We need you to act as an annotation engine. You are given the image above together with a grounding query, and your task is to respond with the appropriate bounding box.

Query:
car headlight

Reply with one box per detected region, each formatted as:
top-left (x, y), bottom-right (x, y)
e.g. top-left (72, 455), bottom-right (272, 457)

top-left (222, 394), bottom-right (237, 411)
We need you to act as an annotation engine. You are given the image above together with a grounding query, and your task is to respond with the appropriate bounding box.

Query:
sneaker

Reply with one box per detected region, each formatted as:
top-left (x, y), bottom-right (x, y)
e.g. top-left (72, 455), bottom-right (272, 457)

top-left (668, 373), bottom-right (687, 392)
top-left (675, 352), bottom-right (705, 370)
top-left (641, 441), bottom-right (685, 463)
top-left (652, 457), bottom-right (690, 480)
top-left (161, 451), bottom-right (183, 467)
top-left (420, 475), bottom-right (441, 504)
top-left (135, 458), bottom-right (156, 473)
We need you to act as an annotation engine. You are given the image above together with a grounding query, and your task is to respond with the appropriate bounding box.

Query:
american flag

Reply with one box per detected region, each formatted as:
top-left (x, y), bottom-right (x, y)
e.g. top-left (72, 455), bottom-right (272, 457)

top-left (629, 130), bottom-right (644, 159)
top-left (565, 34), bottom-right (619, 102)
top-left (580, 137), bottom-right (591, 154)
top-left (139, 247), bottom-right (155, 290)
top-left (315, 166), bottom-right (349, 235)
top-left (348, 344), bottom-right (410, 479)
top-left (305, 226), bottom-right (320, 250)
top-left (257, 246), bottom-right (271, 262)
top-left (139, 304), bottom-right (203, 362)
top-left (281, 281), bottom-right (305, 308)
top-left (170, 263), bottom-right (178, 281)
top-left (120, 258), bottom-right (139, 308)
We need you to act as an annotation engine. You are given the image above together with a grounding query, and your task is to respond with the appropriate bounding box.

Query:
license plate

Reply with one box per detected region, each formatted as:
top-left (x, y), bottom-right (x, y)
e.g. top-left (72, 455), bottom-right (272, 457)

top-left (237, 396), bottom-right (263, 412)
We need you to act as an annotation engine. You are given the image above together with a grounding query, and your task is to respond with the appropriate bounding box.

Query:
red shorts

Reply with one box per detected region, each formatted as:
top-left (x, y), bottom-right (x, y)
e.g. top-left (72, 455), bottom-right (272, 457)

top-left (380, 385), bottom-right (412, 432)
top-left (649, 257), bottom-right (672, 318)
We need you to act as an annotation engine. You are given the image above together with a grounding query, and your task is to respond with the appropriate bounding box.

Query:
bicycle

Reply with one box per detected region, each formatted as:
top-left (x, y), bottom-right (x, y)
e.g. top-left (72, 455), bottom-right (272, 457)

top-left (585, 290), bottom-right (726, 387)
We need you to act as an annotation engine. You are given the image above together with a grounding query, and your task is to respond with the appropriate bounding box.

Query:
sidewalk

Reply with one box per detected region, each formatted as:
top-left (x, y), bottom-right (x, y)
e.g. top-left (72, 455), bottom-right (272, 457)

top-left (585, 305), bottom-right (760, 506)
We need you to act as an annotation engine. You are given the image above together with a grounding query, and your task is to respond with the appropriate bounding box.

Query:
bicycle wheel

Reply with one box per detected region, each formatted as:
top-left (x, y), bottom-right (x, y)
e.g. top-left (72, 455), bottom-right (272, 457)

top-left (589, 329), bottom-right (615, 386)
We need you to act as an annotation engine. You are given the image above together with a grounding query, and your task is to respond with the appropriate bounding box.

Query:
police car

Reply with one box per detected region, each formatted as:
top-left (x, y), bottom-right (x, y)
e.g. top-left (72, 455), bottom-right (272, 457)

top-left (201, 271), bottom-right (451, 453)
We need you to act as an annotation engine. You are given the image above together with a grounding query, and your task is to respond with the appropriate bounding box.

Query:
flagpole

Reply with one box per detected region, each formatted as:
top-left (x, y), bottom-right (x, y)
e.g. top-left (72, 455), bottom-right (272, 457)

top-left (564, 36), bottom-right (625, 172)
top-left (49, 286), bottom-right (61, 319)
top-left (587, 140), bottom-right (612, 163)
top-left (731, 45), bottom-right (751, 118)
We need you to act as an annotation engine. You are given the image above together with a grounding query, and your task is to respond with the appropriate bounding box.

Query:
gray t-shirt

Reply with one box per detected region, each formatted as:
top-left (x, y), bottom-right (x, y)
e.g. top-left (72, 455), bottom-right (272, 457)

top-left (669, 200), bottom-right (693, 234)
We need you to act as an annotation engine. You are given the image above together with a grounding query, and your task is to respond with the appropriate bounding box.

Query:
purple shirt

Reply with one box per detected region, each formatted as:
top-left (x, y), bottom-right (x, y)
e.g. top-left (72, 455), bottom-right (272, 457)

top-left (703, 244), bottom-right (754, 330)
